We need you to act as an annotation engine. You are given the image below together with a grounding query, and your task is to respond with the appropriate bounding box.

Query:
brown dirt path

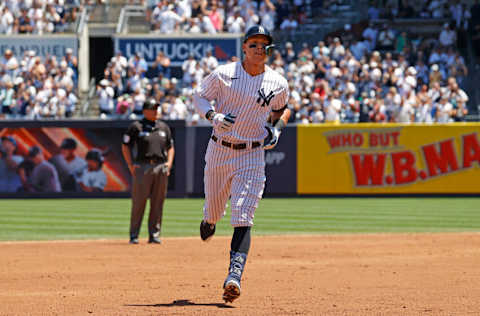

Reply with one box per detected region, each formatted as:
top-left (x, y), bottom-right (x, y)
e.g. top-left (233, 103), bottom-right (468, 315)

top-left (1, 233), bottom-right (479, 315)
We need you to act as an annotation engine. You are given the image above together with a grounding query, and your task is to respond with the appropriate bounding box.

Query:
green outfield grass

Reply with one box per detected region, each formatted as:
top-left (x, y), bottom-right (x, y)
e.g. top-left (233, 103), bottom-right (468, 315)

top-left (0, 198), bottom-right (479, 241)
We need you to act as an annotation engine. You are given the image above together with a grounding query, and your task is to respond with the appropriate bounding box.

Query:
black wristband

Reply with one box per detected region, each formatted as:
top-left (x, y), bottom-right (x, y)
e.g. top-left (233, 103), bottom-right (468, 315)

top-left (273, 119), bottom-right (286, 131)
top-left (205, 110), bottom-right (215, 121)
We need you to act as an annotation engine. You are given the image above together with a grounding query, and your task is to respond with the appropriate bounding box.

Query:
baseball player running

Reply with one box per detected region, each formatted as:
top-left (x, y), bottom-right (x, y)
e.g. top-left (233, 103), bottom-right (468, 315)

top-left (193, 25), bottom-right (291, 303)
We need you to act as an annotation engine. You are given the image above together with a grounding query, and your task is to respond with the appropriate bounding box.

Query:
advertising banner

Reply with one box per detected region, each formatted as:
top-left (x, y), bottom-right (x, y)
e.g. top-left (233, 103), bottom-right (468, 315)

top-left (0, 35), bottom-right (78, 58)
top-left (264, 127), bottom-right (297, 195)
top-left (114, 34), bottom-right (241, 66)
top-left (298, 123), bottom-right (480, 194)
top-left (0, 120), bottom-right (185, 197)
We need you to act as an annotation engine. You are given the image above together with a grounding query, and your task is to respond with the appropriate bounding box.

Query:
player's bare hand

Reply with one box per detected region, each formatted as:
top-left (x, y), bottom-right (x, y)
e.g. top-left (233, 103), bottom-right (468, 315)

top-left (263, 125), bottom-right (281, 150)
top-left (212, 112), bottom-right (236, 132)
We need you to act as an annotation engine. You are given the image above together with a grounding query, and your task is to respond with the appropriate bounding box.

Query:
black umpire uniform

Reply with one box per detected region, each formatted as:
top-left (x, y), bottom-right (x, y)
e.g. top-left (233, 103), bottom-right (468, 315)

top-left (121, 99), bottom-right (175, 244)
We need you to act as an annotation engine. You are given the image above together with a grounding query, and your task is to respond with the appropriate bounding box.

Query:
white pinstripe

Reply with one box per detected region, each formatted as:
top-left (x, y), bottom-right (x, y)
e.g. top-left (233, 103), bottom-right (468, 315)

top-left (197, 61), bottom-right (288, 227)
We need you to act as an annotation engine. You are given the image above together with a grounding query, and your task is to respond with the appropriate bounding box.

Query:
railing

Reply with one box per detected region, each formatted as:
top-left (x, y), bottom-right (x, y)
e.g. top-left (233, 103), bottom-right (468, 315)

top-left (76, 7), bottom-right (89, 34)
top-left (80, 77), bottom-right (97, 117)
top-left (116, 5), bottom-right (146, 34)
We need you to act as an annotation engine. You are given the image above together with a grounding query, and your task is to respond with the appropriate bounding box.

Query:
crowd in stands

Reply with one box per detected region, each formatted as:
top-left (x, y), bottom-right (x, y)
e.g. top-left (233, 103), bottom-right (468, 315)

top-left (146, 0), bottom-right (319, 34)
top-left (0, 0), bottom-right (475, 123)
top-left (0, 0), bottom-right (79, 34)
top-left (0, 48), bottom-right (78, 119)
top-left (368, 0), bottom-right (472, 21)
top-left (96, 16), bottom-right (470, 124)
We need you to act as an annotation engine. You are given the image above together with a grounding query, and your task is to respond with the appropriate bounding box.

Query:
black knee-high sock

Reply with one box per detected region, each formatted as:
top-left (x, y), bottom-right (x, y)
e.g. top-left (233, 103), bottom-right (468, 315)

top-left (231, 227), bottom-right (251, 254)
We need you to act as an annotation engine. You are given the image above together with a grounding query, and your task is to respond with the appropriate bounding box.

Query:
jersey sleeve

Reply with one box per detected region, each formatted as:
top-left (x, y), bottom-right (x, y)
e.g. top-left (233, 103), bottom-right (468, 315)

top-left (123, 122), bottom-right (139, 146)
top-left (271, 81), bottom-right (289, 112)
top-left (197, 68), bottom-right (220, 101)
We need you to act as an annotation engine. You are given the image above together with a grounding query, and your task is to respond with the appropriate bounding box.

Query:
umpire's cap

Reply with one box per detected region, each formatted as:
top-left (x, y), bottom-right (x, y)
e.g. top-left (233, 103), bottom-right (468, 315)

top-left (60, 137), bottom-right (77, 150)
top-left (243, 25), bottom-right (273, 45)
top-left (86, 148), bottom-right (104, 167)
top-left (143, 98), bottom-right (159, 111)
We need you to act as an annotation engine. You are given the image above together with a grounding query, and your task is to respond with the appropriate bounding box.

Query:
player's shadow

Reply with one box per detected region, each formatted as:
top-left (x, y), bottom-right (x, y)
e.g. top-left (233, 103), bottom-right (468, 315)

top-left (126, 299), bottom-right (234, 309)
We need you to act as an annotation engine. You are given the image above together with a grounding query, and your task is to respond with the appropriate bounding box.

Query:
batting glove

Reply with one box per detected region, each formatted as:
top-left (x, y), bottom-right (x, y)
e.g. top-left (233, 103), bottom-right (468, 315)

top-left (263, 125), bottom-right (281, 150)
top-left (208, 111), bottom-right (236, 132)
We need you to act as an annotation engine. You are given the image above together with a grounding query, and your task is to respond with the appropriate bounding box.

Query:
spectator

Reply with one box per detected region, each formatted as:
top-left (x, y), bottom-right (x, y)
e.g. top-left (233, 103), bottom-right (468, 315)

top-left (0, 81), bottom-right (15, 116)
top-left (204, 1), bottom-right (223, 32)
top-left (395, 31), bottom-right (409, 54)
top-left (439, 22), bottom-right (456, 48)
top-left (186, 17), bottom-right (202, 33)
top-left (362, 22), bottom-right (378, 53)
top-left (376, 23), bottom-right (396, 51)
top-left (128, 52), bottom-right (148, 78)
top-left (341, 24), bottom-right (355, 48)
top-left (226, 7), bottom-right (245, 33)
top-left (17, 9), bottom-right (34, 33)
top-left (330, 37), bottom-right (345, 62)
top-left (97, 79), bottom-right (115, 118)
top-left (428, 0), bottom-right (446, 18)
top-left (199, 12), bottom-right (217, 34)
top-left (435, 94), bottom-right (453, 123)
top-left (452, 97), bottom-right (468, 122)
top-left (0, 6), bottom-right (15, 34)
top-left (283, 42), bottom-right (297, 64)
top-left (275, 0), bottom-right (290, 30)
top-left (429, 64), bottom-right (443, 87)
top-left (244, 8), bottom-right (260, 31)
top-left (259, 0), bottom-right (275, 32)
top-left (280, 14), bottom-right (298, 37)
top-left (367, 2), bottom-right (381, 19)
top-left (200, 49), bottom-right (218, 73)
top-left (182, 53), bottom-right (197, 85)
top-left (153, 51), bottom-right (171, 79)
top-left (115, 94), bottom-right (133, 119)
top-left (155, 4), bottom-right (184, 34)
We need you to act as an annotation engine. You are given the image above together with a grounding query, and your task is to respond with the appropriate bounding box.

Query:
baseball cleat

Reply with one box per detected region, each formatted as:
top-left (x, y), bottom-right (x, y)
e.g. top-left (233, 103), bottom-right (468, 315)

top-left (129, 237), bottom-right (139, 244)
top-left (223, 279), bottom-right (241, 303)
top-left (200, 220), bottom-right (216, 241)
top-left (148, 236), bottom-right (161, 244)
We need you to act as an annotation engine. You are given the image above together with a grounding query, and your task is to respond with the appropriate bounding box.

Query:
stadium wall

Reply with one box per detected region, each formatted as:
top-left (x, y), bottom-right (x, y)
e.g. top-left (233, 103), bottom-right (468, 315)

top-left (1, 121), bottom-right (480, 197)
top-left (298, 123), bottom-right (480, 195)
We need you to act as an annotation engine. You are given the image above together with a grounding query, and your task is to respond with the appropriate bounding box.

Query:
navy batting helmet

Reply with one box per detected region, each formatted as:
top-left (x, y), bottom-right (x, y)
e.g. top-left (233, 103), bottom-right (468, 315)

top-left (243, 25), bottom-right (275, 56)
top-left (86, 148), bottom-right (104, 168)
top-left (243, 25), bottom-right (273, 45)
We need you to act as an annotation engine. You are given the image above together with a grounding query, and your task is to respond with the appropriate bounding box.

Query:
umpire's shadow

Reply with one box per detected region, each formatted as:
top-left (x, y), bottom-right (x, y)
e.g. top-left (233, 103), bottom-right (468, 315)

top-left (126, 299), bottom-right (234, 309)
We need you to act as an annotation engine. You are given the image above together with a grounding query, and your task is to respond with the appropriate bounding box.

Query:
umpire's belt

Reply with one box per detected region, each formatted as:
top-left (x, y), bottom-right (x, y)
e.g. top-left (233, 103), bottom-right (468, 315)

top-left (138, 157), bottom-right (164, 164)
top-left (211, 135), bottom-right (261, 150)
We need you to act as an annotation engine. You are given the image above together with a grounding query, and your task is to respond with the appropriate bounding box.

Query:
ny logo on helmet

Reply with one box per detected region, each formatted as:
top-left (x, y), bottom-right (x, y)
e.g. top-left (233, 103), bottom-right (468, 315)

top-left (257, 88), bottom-right (274, 107)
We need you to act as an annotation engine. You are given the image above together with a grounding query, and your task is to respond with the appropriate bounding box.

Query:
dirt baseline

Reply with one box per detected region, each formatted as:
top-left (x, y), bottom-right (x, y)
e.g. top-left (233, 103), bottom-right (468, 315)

top-left (1, 233), bottom-right (480, 316)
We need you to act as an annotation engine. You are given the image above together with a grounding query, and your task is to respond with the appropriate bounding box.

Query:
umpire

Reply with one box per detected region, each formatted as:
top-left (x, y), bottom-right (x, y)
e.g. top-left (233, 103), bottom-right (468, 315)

top-left (121, 99), bottom-right (175, 244)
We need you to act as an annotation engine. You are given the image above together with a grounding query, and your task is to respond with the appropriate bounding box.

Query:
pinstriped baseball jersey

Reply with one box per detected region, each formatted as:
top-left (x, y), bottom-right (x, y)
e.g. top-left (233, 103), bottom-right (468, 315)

top-left (198, 61), bottom-right (289, 143)
top-left (197, 61), bottom-right (289, 227)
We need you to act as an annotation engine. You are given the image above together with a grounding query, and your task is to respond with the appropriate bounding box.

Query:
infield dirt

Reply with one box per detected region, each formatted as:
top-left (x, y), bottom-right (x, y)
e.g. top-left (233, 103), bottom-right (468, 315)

top-left (1, 233), bottom-right (479, 315)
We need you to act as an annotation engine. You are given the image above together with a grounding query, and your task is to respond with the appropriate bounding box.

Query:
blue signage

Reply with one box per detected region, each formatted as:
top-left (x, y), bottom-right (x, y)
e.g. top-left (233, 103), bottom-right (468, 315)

top-left (0, 36), bottom-right (78, 58)
top-left (114, 36), bottom-right (241, 66)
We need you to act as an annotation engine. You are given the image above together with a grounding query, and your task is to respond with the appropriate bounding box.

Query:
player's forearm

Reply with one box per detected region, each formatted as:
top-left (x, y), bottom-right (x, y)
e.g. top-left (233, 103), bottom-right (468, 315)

top-left (193, 93), bottom-right (213, 118)
top-left (271, 108), bottom-right (291, 129)
top-left (121, 144), bottom-right (133, 166)
top-left (167, 146), bottom-right (175, 169)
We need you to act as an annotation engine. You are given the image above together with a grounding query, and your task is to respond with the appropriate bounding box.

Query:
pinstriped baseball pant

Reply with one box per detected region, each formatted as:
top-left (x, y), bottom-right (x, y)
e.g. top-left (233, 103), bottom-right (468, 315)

top-left (203, 139), bottom-right (266, 227)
